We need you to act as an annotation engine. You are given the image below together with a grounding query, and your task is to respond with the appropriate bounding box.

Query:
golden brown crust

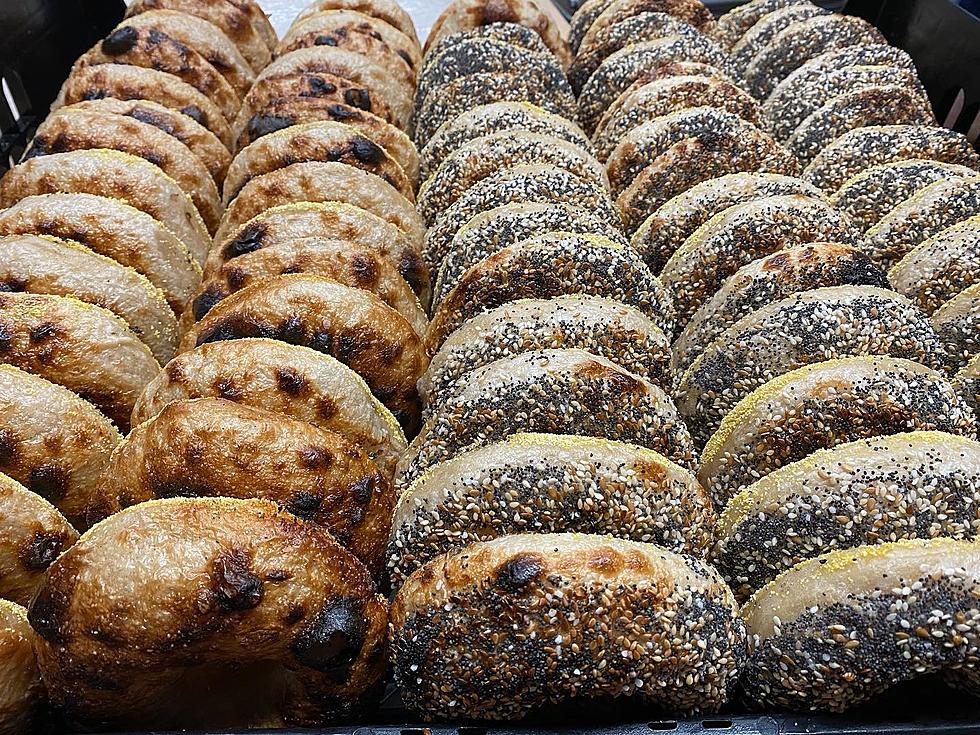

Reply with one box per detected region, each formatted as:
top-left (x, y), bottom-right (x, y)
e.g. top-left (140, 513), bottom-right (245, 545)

top-left (29, 497), bottom-right (388, 730)
top-left (0, 293), bottom-right (159, 431)
top-left (0, 474), bottom-right (77, 607)
top-left (0, 600), bottom-right (42, 735)
top-left (280, 10), bottom-right (421, 72)
top-left (294, 0), bottom-right (420, 46)
top-left (179, 275), bottom-right (427, 433)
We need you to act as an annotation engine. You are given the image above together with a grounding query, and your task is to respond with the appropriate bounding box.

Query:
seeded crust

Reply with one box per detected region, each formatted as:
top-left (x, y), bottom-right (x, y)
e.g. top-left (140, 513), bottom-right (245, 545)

top-left (389, 433), bottom-right (714, 589)
top-left (432, 232), bottom-right (674, 347)
top-left (932, 284), bottom-right (980, 372)
top-left (594, 75), bottom-right (761, 162)
top-left (224, 121), bottom-right (412, 206)
top-left (125, 0), bottom-right (273, 71)
top-left (890, 217), bottom-right (980, 315)
top-left (181, 274), bottom-right (427, 433)
top-left (0, 149), bottom-right (210, 265)
top-left (257, 46), bottom-right (413, 130)
top-left (53, 63), bottom-right (233, 149)
top-left (0, 193), bottom-right (200, 314)
top-left (715, 432), bottom-right (980, 600)
top-left (0, 235), bottom-right (178, 365)
top-left (417, 132), bottom-right (604, 226)
top-left (701, 356), bottom-right (976, 512)
top-left (424, 0), bottom-right (570, 68)
top-left (617, 127), bottom-right (801, 233)
top-left (673, 242), bottom-right (888, 376)
top-left (391, 532), bottom-right (744, 719)
top-left (213, 161), bottom-right (424, 252)
top-left (0, 599), bottom-right (40, 735)
top-left (865, 177), bottom-right (980, 270)
top-left (744, 15), bottom-right (885, 100)
top-left (569, 11), bottom-right (704, 95)
top-left (73, 23), bottom-right (241, 122)
top-left (787, 85), bottom-right (935, 165)
top-left (675, 286), bottom-right (947, 446)
top-left (133, 338), bottom-right (406, 477)
top-left (730, 4), bottom-right (828, 71)
top-left (423, 294), bottom-right (670, 403)
top-left (0, 473), bottom-right (77, 606)
top-left (279, 10), bottom-right (421, 72)
top-left (661, 195), bottom-right (857, 332)
top-left (630, 172), bottom-right (821, 275)
top-left (420, 102), bottom-right (590, 181)
top-left (832, 159), bottom-right (976, 234)
top-left (576, 0), bottom-right (715, 53)
top-left (577, 36), bottom-right (733, 133)
top-left (710, 0), bottom-right (805, 49)
top-left (208, 201), bottom-right (428, 306)
top-left (294, 0), bottom-right (419, 46)
top-left (30, 497), bottom-right (388, 730)
top-left (804, 124), bottom-right (980, 194)
top-left (418, 23), bottom-right (550, 85)
top-left (955, 355), bottom-right (980, 416)
top-left (26, 107), bottom-right (222, 233)
top-left (569, 0), bottom-right (614, 52)
top-left (422, 164), bottom-right (619, 273)
top-left (607, 107), bottom-right (781, 196)
top-left (739, 538), bottom-right (980, 712)
top-left (396, 349), bottom-right (696, 490)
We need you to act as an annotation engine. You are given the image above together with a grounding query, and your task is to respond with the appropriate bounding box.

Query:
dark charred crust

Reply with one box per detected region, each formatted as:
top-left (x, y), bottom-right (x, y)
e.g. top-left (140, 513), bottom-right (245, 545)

top-left (102, 26), bottom-right (139, 56)
top-left (180, 104), bottom-right (205, 125)
top-left (21, 529), bottom-right (70, 570)
top-left (293, 596), bottom-right (366, 681)
top-left (212, 549), bottom-right (263, 611)
top-left (317, 396), bottom-right (337, 420)
top-left (275, 367), bottom-right (309, 396)
top-left (349, 253), bottom-right (379, 287)
top-left (495, 553), bottom-right (545, 592)
top-left (0, 428), bottom-right (18, 464)
top-left (351, 476), bottom-right (374, 506)
top-left (315, 34), bottom-right (339, 46)
top-left (224, 222), bottom-right (266, 259)
top-left (28, 464), bottom-right (70, 502)
top-left (350, 136), bottom-right (384, 164)
top-left (246, 113), bottom-right (294, 142)
top-left (29, 321), bottom-right (60, 343)
top-left (191, 285), bottom-right (225, 321)
top-left (298, 446), bottom-right (333, 470)
top-left (127, 107), bottom-right (175, 135)
top-left (0, 276), bottom-right (28, 291)
top-left (213, 377), bottom-right (242, 401)
top-left (343, 88), bottom-right (371, 110)
top-left (28, 582), bottom-right (68, 644)
top-left (287, 491), bottom-right (323, 519)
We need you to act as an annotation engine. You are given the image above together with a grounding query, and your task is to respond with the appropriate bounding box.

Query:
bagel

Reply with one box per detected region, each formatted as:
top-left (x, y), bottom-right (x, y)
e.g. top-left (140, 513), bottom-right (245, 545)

top-left (388, 434), bottom-right (713, 589)
top-left (208, 201), bottom-right (428, 306)
top-left (233, 100), bottom-right (419, 185)
top-left (0, 474), bottom-right (77, 606)
top-left (55, 64), bottom-right (233, 148)
top-left (29, 497), bottom-right (388, 730)
top-left (0, 365), bottom-right (119, 529)
top-left (0, 148), bottom-right (211, 261)
top-left (27, 107), bottom-right (222, 233)
top-left (0, 193), bottom-right (201, 312)
top-left (424, 0), bottom-right (569, 67)
top-left (133, 338), bottom-right (406, 477)
top-left (607, 107), bottom-right (785, 196)
top-left (630, 172), bottom-right (821, 274)
top-left (661, 195), bottom-right (858, 331)
top-left (256, 46), bottom-right (413, 129)
top-left (418, 22), bottom-right (550, 80)
top-left (73, 22), bottom-right (241, 122)
top-left (391, 533), bottom-right (744, 719)
top-left (125, 0), bottom-right (274, 71)
top-left (865, 177), bottom-right (980, 270)
top-left (616, 125), bottom-right (802, 233)
top-left (0, 234), bottom-right (178, 365)
top-left (577, 37), bottom-right (733, 134)
top-left (422, 164), bottom-right (619, 272)
top-left (932, 284), bottom-right (980, 372)
top-left (279, 10), bottom-right (421, 72)
top-left (889, 216), bottom-right (980, 315)
top-left (422, 296), bottom-right (672, 406)
top-left (709, 0), bottom-right (807, 49)
top-left (700, 356), bottom-right (976, 510)
top-left (730, 4), bottom-right (828, 71)
top-left (675, 286), bottom-right (947, 446)
top-left (294, 0), bottom-right (419, 45)
top-left (417, 131), bottom-right (605, 226)
top-left (955, 354), bottom-right (980, 416)
top-left (673, 242), bottom-right (888, 375)
top-left (714, 431), bottom-right (980, 600)
top-left (396, 349), bottom-right (696, 490)
top-left (0, 600), bottom-right (41, 735)
top-left (739, 538), bottom-right (980, 712)
top-left (420, 102), bottom-right (589, 181)
top-left (0, 293), bottom-right (159, 431)
top-left (594, 75), bottom-right (761, 162)
top-left (89, 398), bottom-right (393, 574)
top-left (803, 124), bottom-right (980, 194)
top-left (224, 121), bottom-right (412, 205)
top-left (744, 15), bottom-right (885, 99)
top-left (575, 0), bottom-right (716, 54)
top-left (430, 232), bottom-right (674, 348)
top-left (213, 162), bottom-right (424, 252)
top-left (180, 274), bottom-right (427, 432)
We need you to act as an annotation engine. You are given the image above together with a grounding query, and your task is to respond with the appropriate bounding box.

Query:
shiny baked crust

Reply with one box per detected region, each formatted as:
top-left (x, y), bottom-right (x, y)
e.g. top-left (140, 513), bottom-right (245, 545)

top-left (0, 473), bottom-right (77, 606)
top-left (29, 497), bottom-right (388, 730)
top-left (0, 234), bottom-right (178, 365)
top-left (133, 338), bottom-right (406, 477)
top-left (180, 274), bottom-right (427, 433)
top-left (0, 193), bottom-right (201, 312)
top-left (0, 600), bottom-right (42, 735)
top-left (0, 365), bottom-right (120, 529)
top-left (280, 10), bottom-right (421, 72)
top-left (294, 0), bottom-right (419, 45)
top-left (391, 533), bottom-right (744, 719)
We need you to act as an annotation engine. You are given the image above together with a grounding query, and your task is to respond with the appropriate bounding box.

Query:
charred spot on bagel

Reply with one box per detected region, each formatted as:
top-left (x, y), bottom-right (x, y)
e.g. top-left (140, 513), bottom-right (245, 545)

top-left (349, 136), bottom-right (383, 164)
top-left (212, 376), bottom-right (242, 401)
top-left (192, 285), bottom-right (224, 321)
top-left (28, 464), bottom-right (69, 502)
top-left (0, 428), bottom-right (18, 463)
top-left (101, 26), bottom-right (139, 55)
top-left (298, 446), bottom-right (333, 470)
top-left (224, 222), bottom-right (267, 259)
top-left (246, 113), bottom-right (293, 141)
top-left (343, 88), bottom-right (371, 110)
top-left (21, 529), bottom-right (70, 570)
top-left (28, 581), bottom-right (69, 644)
top-left (317, 396), bottom-right (337, 421)
top-left (287, 491), bottom-right (323, 520)
top-left (150, 479), bottom-right (213, 499)
top-left (275, 367), bottom-right (309, 397)
top-left (212, 549), bottom-right (263, 612)
top-left (495, 553), bottom-right (545, 593)
top-left (179, 104), bottom-right (205, 124)
top-left (315, 34), bottom-right (339, 46)
top-left (351, 476), bottom-right (374, 505)
top-left (294, 596), bottom-right (366, 681)
top-left (0, 275), bottom-right (28, 291)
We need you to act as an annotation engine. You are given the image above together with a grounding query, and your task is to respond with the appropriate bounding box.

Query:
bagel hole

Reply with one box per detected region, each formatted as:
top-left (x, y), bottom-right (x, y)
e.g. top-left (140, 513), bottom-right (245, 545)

top-left (648, 722), bottom-right (677, 731)
top-left (702, 720), bottom-right (733, 729)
